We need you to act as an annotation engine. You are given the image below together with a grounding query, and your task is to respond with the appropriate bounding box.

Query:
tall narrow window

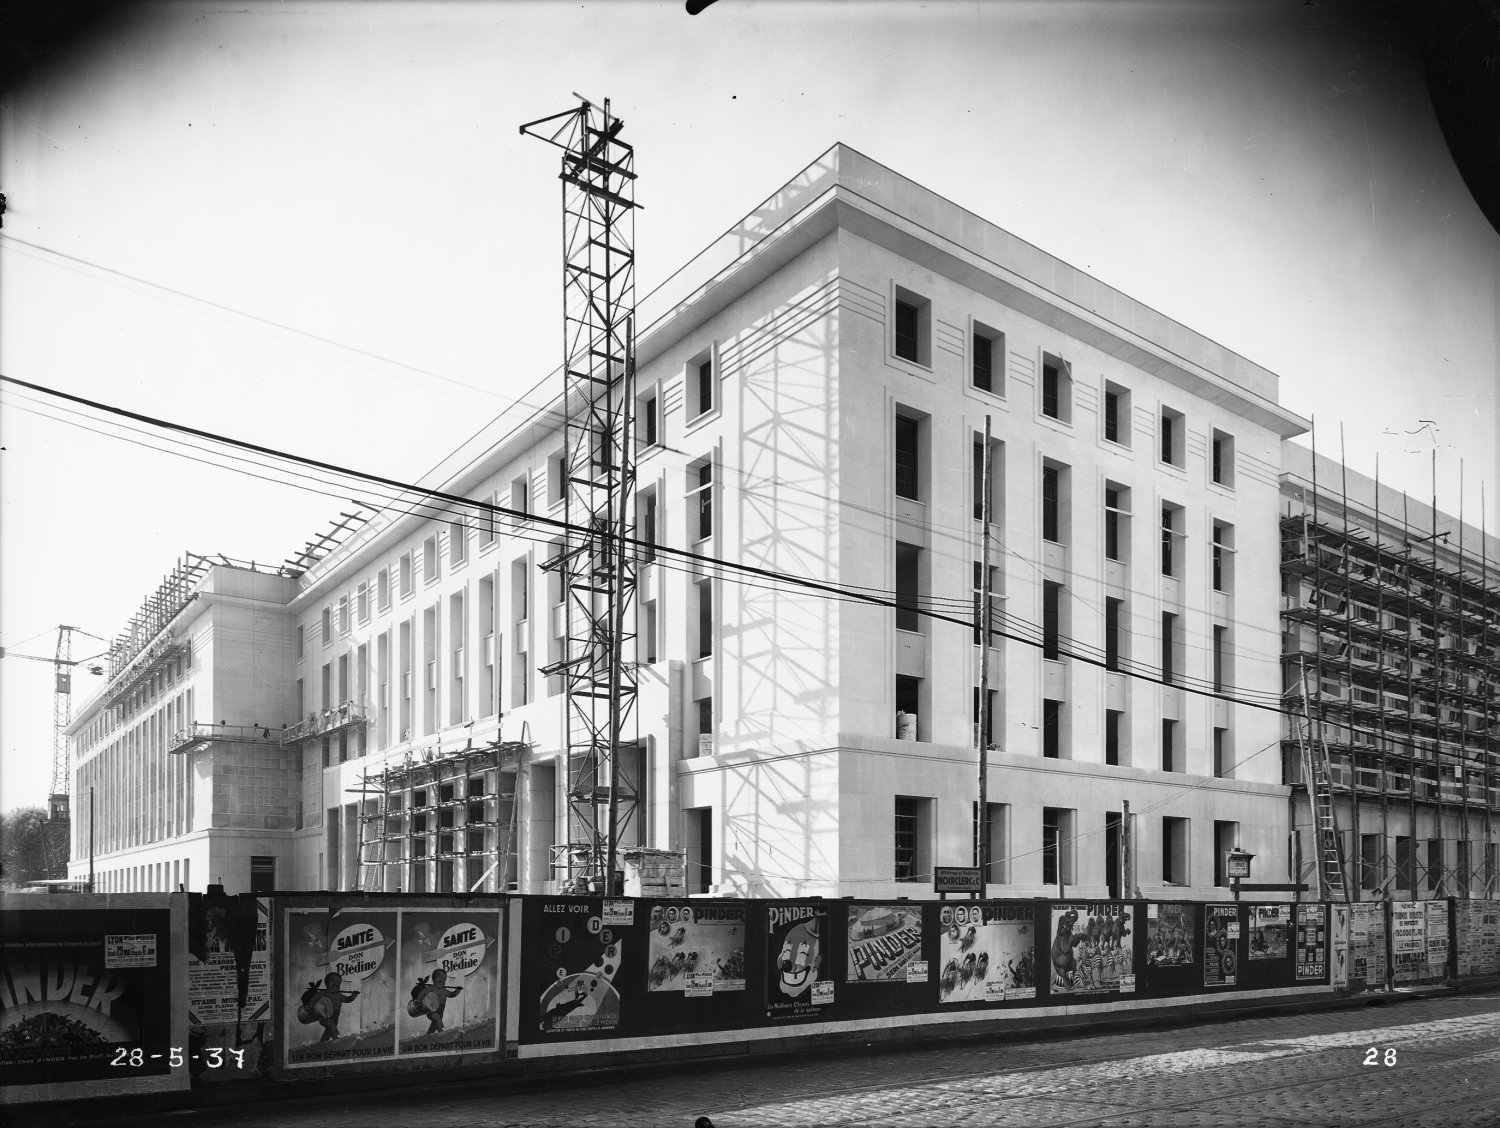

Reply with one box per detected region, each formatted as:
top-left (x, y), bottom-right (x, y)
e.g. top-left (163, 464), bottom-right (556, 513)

top-left (696, 580), bottom-right (713, 660)
top-left (1212, 521), bottom-right (1234, 592)
top-left (1163, 816), bottom-right (1189, 884)
top-left (1105, 709), bottom-right (1123, 766)
top-left (1043, 699), bottom-right (1062, 758)
top-left (1104, 483), bottom-right (1130, 563)
top-left (449, 520), bottom-right (466, 565)
top-left (893, 288), bottom-right (929, 364)
top-left (1211, 429), bottom-right (1234, 487)
top-left (688, 459), bottom-right (713, 542)
top-left (896, 542), bottom-right (921, 631)
top-left (1043, 582), bottom-right (1062, 660)
top-left (895, 416), bottom-right (920, 500)
top-left (697, 357), bottom-right (713, 416)
top-left (1105, 598), bottom-right (1123, 671)
top-left (1042, 807), bottom-right (1073, 885)
top-left (1042, 363), bottom-right (1059, 418)
top-left (1042, 465), bottom-right (1059, 542)
top-left (971, 323), bottom-right (1003, 392)
top-left (972, 331), bottom-right (992, 392)
top-left (1103, 380), bottom-right (1131, 445)
top-left (1212, 625), bottom-right (1227, 692)
top-left (1159, 407), bottom-right (1184, 466)
top-left (894, 797), bottom-right (920, 881)
top-left (637, 488), bottom-right (658, 563)
top-left (1161, 718), bottom-right (1179, 772)
top-left (1161, 503), bottom-right (1182, 577)
top-left (1162, 612), bottom-right (1179, 685)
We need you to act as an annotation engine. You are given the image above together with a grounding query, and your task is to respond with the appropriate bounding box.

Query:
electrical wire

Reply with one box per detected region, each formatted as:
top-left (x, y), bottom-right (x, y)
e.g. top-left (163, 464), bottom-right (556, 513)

top-left (3, 374), bottom-right (1497, 777)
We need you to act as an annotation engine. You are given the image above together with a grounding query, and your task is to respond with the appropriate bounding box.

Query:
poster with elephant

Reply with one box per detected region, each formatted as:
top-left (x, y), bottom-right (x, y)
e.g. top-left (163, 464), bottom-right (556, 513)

top-left (1146, 903), bottom-right (1195, 968)
top-left (766, 903), bottom-right (831, 1019)
top-left (396, 910), bottom-right (500, 1056)
top-left (1047, 902), bottom-right (1134, 995)
top-left (936, 902), bottom-right (1034, 1002)
top-left (284, 908), bottom-right (397, 1067)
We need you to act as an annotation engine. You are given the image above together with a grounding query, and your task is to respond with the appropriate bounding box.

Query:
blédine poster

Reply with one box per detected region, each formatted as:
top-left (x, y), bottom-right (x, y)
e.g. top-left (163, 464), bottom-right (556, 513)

top-left (937, 903), bottom-right (1033, 1002)
top-left (397, 910), bottom-right (500, 1056)
top-left (285, 908), bottom-right (397, 1067)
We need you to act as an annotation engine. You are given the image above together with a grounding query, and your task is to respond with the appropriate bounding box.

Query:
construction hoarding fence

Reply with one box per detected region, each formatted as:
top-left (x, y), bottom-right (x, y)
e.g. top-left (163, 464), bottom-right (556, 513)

top-left (3, 892), bottom-right (1497, 1108)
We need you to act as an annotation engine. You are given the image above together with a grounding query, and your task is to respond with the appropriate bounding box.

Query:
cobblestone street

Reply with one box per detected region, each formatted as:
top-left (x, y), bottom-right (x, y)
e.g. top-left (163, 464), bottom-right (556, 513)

top-left (87, 989), bottom-right (1499, 1128)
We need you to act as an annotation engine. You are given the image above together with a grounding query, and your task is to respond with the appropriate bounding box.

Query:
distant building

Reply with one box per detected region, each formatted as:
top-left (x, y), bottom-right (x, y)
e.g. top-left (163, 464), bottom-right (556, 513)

top-left (66, 556), bottom-right (299, 893)
top-left (1280, 444), bottom-right (1500, 898)
top-left (74, 146), bottom-right (1327, 899)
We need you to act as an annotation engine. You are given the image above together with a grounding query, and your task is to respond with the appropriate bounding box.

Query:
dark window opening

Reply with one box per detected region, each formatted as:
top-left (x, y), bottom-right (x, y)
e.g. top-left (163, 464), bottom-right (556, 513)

top-left (895, 301), bottom-right (920, 362)
top-left (895, 416), bottom-right (920, 500)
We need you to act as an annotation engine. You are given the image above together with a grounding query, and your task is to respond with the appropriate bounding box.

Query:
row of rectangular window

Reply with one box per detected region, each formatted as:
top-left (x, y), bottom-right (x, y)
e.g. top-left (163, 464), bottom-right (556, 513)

top-left (894, 797), bottom-right (1242, 890)
top-left (892, 288), bottom-right (1235, 488)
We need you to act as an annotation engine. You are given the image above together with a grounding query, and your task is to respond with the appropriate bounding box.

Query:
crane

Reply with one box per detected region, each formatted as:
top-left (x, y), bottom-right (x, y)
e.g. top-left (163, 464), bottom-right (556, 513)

top-left (0, 624), bottom-right (105, 812)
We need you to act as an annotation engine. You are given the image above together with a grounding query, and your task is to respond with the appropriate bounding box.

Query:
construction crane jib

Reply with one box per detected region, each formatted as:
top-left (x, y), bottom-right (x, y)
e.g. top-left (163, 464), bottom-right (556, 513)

top-left (521, 99), bottom-right (640, 895)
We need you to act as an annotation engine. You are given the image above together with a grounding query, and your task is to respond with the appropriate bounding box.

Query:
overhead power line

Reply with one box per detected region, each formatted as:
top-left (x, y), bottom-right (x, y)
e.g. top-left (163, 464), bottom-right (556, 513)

top-left (5, 371), bottom-right (1491, 775)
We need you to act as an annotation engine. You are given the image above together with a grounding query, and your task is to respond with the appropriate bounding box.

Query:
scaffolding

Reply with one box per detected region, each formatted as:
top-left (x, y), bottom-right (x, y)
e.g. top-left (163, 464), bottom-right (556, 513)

top-left (521, 99), bottom-right (640, 894)
top-left (1280, 451), bottom-right (1500, 900)
top-left (354, 731), bottom-right (530, 894)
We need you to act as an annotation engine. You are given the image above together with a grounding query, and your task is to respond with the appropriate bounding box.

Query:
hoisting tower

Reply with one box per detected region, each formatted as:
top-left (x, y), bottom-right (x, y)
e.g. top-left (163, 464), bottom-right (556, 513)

top-left (521, 99), bottom-right (640, 894)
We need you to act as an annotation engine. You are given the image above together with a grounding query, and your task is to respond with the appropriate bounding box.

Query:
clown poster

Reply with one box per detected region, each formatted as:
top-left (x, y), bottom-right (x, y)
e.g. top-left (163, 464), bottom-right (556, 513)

top-left (646, 902), bottom-right (746, 994)
top-left (1048, 903), bottom-right (1133, 995)
top-left (535, 900), bottom-right (624, 1035)
top-left (847, 904), bottom-right (924, 986)
top-left (936, 903), bottom-right (1033, 1002)
top-left (284, 908), bottom-right (397, 1068)
top-left (766, 904), bottom-right (830, 1019)
top-left (1204, 905), bottom-right (1240, 987)
top-left (397, 910), bottom-right (500, 1056)
top-left (1248, 905), bottom-right (1288, 960)
top-left (1146, 904), bottom-right (1194, 967)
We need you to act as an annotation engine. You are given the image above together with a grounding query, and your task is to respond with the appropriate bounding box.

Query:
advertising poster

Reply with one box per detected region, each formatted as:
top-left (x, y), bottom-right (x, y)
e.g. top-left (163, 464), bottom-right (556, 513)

top-left (1048, 903), bottom-right (1133, 996)
top-left (535, 901), bottom-right (625, 1035)
top-left (1329, 905), bottom-right (1350, 989)
top-left (1455, 901), bottom-right (1500, 978)
top-left (1204, 906), bottom-right (1240, 987)
top-left (187, 896), bottom-right (272, 1085)
top-left (284, 908), bottom-right (398, 1068)
top-left (1391, 901), bottom-right (1426, 981)
top-left (1349, 902), bottom-right (1387, 986)
top-left (847, 904), bottom-right (923, 986)
top-left (0, 906), bottom-right (172, 1087)
top-left (397, 910), bottom-right (500, 1056)
top-left (647, 903), bottom-right (746, 994)
top-left (936, 903), bottom-right (1033, 1003)
top-left (1295, 903), bottom-right (1327, 981)
top-left (1248, 905), bottom-right (1288, 960)
top-left (1423, 901), bottom-right (1449, 979)
top-left (767, 904), bottom-right (831, 1019)
top-left (1146, 904), bottom-right (1194, 968)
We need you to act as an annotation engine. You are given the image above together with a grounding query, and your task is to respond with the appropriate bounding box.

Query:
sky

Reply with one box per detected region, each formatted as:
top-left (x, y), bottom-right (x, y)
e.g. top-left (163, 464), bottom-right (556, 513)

top-left (2, 0), bottom-right (1497, 812)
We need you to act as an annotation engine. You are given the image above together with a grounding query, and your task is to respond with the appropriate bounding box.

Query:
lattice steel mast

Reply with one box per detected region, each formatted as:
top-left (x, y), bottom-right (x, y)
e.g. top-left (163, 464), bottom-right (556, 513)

top-left (521, 99), bottom-right (639, 894)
